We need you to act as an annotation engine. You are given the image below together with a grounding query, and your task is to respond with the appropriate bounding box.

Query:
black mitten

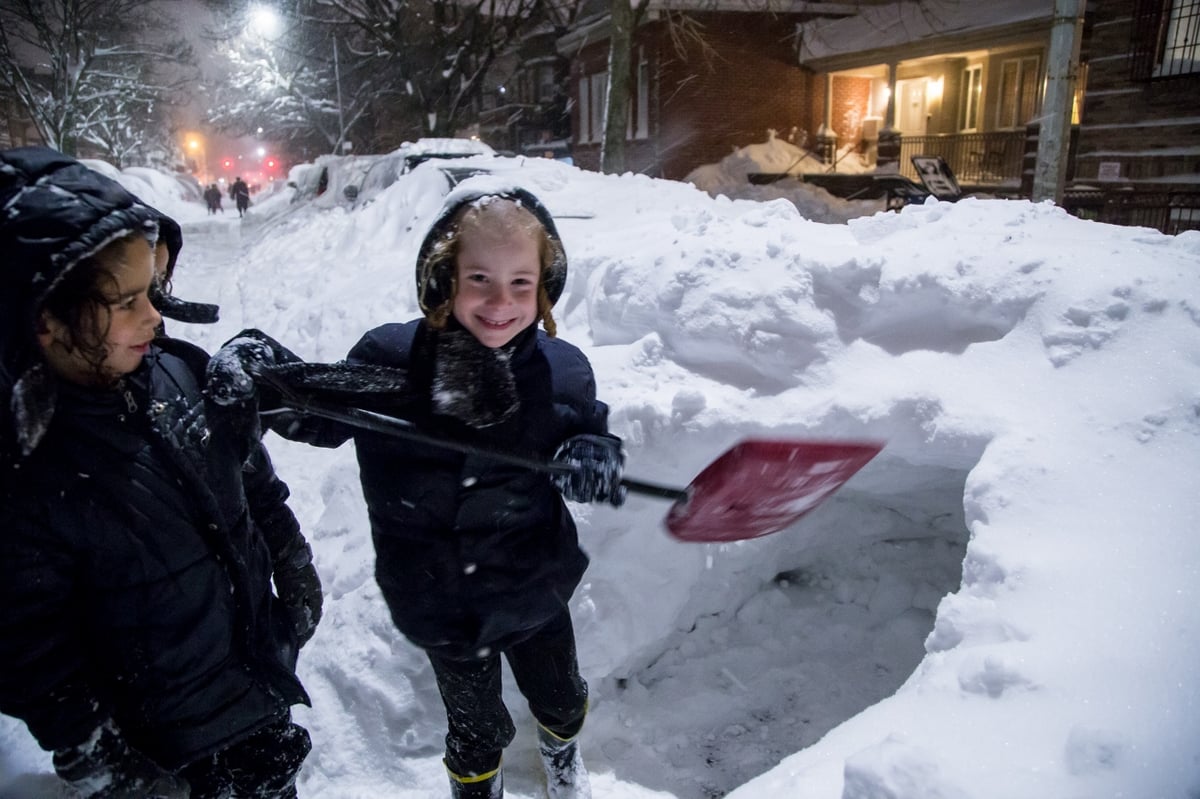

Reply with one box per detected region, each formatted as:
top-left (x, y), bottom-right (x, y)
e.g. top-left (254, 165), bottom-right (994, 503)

top-left (53, 720), bottom-right (179, 798)
top-left (273, 542), bottom-right (323, 646)
top-left (206, 329), bottom-right (302, 406)
top-left (552, 433), bottom-right (627, 507)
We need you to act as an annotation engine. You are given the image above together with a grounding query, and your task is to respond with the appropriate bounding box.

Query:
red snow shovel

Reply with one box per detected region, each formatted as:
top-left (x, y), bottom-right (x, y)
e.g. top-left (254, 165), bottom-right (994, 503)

top-left (662, 438), bottom-right (883, 542)
top-left (252, 366), bottom-right (883, 542)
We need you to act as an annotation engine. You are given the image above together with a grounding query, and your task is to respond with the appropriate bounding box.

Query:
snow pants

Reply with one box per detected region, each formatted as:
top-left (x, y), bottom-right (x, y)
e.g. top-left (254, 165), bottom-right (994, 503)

top-left (178, 713), bottom-right (311, 798)
top-left (428, 609), bottom-right (589, 777)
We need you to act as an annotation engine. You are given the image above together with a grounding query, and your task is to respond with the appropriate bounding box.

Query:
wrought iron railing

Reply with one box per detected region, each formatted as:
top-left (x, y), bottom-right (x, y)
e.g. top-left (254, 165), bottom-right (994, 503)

top-left (1064, 190), bottom-right (1200, 235)
top-left (897, 131), bottom-right (1027, 186)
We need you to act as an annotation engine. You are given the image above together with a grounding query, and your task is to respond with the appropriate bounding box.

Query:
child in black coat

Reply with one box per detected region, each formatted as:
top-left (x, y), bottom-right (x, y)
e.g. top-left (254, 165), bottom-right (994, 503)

top-left (212, 182), bottom-right (623, 799)
top-left (0, 146), bottom-right (321, 799)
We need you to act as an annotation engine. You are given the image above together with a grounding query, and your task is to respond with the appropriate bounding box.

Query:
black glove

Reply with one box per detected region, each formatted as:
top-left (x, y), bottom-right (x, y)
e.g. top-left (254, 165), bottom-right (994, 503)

top-left (206, 329), bottom-right (301, 407)
top-left (552, 433), bottom-right (627, 507)
top-left (274, 542), bottom-right (323, 647)
top-left (53, 720), bottom-right (180, 798)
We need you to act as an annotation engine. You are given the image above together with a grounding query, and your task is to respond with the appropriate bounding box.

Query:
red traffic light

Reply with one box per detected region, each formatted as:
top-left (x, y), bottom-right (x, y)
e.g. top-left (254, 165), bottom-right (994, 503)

top-left (222, 158), bottom-right (233, 169)
top-left (266, 158), bottom-right (276, 168)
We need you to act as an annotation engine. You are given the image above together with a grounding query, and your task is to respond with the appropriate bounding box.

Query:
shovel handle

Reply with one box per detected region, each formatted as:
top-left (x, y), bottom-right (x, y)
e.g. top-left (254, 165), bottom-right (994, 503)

top-left (256, 374), bottom-right (689, 502)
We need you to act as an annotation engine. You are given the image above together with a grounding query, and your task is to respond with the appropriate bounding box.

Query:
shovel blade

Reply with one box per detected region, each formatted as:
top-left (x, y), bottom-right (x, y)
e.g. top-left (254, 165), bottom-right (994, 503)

top-left (665, 439), bottom-right (884, 542)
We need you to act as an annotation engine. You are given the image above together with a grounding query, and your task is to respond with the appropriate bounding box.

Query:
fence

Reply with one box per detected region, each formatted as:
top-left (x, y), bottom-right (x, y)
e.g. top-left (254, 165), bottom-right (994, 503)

top-left (1064, 190), bottom-right (1200, 235)
top-left (897, 131), bottom-right (1027, 186)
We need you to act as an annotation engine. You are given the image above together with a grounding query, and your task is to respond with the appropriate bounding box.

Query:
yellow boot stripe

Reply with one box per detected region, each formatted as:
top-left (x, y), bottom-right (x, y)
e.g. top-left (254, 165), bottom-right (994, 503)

top-left (537, 698), bottom-right (590, 743)
top-left (447, 764), bottom-right (501, 784)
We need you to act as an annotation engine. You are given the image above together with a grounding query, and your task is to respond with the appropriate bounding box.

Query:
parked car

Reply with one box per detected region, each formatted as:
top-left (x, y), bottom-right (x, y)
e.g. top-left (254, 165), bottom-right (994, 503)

top-left (349, 138), bottom-right (496, 206)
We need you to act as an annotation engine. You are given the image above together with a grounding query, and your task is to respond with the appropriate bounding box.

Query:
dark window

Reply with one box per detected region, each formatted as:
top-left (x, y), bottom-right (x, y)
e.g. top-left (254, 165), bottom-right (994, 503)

top-left (1131, 0), bottom-right (1200, 79)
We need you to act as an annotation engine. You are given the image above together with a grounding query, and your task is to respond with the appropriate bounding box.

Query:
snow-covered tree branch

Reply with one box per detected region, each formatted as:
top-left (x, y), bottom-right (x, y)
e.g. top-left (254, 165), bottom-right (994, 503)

top-left (0, 0), bottom-right (192, 163)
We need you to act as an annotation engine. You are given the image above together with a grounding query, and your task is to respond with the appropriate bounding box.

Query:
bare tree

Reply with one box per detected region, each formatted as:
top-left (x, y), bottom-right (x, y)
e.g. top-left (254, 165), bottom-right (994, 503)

top-left (204, 1), bottom-right (396, 156)
top-left (0, 0), bottom-right (190, 160)
top-left (328, 0), bottom-right (550, 137)
top-left (208, 0), bottom-right (554, 155)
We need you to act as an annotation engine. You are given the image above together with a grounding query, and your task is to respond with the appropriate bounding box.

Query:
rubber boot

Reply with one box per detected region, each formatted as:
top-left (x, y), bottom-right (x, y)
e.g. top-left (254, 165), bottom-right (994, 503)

top-left (447, 762), bottom-right (503, 799)
top-left (537, 725), bottom-right (592, 799)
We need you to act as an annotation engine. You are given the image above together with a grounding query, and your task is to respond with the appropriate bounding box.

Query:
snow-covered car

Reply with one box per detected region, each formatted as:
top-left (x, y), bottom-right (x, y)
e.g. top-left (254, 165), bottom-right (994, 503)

top-left (350, 138), bottom-right (496, 206)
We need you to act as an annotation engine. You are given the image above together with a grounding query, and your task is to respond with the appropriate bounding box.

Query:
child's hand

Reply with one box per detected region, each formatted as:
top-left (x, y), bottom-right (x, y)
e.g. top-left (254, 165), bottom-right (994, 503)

top-left (273, 547), bottom-right (324, 647)
top-left (206, 329), bottom-right (300, 406)
top-left (552, 434), bottom-right (627, 507)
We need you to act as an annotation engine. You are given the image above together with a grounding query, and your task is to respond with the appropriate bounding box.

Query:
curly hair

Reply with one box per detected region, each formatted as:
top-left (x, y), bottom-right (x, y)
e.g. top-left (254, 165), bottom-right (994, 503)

top-left (39, 232), bottom-right (154, 383)
top-left (422, 198), bottom-right (562, 337)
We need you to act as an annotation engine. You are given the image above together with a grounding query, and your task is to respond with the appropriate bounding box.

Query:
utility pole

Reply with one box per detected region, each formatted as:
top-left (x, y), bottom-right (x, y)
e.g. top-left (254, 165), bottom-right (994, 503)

top-left (1032, 0), bottom-right (1086, 203)
top-left (333, 34), bottom-right (346, 153)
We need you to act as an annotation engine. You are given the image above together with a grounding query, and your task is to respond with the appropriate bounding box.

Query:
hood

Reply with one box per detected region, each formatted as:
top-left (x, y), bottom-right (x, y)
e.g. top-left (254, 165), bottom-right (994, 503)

top-left (1, 146), bottom-right (159, 456)
top-left (414, 178), bottom-right (567, 317)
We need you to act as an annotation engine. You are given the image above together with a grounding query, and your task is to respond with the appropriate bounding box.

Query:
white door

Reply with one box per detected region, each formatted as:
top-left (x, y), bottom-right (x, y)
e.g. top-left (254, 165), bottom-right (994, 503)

top-left (895, 78), bottom-right (928, 135)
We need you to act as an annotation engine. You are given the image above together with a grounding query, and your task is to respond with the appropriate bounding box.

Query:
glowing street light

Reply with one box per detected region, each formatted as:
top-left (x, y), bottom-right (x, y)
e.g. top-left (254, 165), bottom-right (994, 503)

top-left (248, 4), bottom-right (281, 39)
top-left (184, 133), bottom-right (207, 183)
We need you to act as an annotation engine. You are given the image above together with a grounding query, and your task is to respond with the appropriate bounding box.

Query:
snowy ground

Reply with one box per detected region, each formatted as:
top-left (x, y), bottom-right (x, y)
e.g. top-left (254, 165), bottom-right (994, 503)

top-left (2, 155), bottom-right (1198, 799)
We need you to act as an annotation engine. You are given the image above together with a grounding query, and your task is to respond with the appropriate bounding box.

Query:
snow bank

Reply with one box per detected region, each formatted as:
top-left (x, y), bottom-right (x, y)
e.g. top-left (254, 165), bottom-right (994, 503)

top-left (4, 154), bottom-right (1198, 799)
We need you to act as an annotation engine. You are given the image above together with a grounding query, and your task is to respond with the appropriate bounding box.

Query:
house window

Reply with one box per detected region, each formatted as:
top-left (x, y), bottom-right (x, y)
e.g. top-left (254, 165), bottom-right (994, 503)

top-left (958, 64), bottom-right (982, 132)
top-left (537, 64), bottom-right (556, 103)
top-left (995, 56), bottom-right (1040, 129)
top-left (590, 73), bottom-right (607, 142)
top-left (1131, 0), bottom-right (1200, 78)
top-left (635, 47), bottom-right (649, 139)
top-left (1157, 0), bottom-right (1200, 75)
top-left (577, 77), bottom-right (590, 143)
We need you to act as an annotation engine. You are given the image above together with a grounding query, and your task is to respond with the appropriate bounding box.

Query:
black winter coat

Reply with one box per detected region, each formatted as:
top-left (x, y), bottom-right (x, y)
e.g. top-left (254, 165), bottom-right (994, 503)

top-left (0, 341), bottom-right (309, 769)
top-left (277, 319), bottom-right (604, 660)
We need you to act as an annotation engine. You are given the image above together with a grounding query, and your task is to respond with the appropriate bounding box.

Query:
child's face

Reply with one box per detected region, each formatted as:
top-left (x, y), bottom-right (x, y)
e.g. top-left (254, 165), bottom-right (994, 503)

top-left (39, 236), bottom-right (162, 385)
top-left (452, 225), bottom-right (541, 348)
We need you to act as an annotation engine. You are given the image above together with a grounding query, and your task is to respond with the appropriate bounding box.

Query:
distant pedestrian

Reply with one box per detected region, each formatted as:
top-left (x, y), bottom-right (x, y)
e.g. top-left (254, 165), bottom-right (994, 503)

top-left (230, 176), bottom-right (251, 217)
top-left (204, 183), bottom-right (224, 214)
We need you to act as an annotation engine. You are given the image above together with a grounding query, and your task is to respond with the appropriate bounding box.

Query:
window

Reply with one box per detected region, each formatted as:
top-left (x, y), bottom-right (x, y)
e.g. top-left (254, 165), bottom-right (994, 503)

top-left (995, 56), bottom-right (1040, 129)
top-left (1132, 0), bottom-right (1200, 79)
top-left (537, 64), bottom-right (556, 104)
top-left (590, 73), bottom-right (607, 142)
top-left (635, 47), bottom-right (650, 139)
top-left (577, 77), bottom-right (590, 143)
top-left (1158, 0), bottom-right (1200, 75)
top-left (958, 64), bottom-right (982, 132)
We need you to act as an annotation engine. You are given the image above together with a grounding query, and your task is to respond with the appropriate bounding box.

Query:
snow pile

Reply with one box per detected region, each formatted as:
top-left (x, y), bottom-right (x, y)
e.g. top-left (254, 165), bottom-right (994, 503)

top-left (684, 134), bottom-right (882, 224)
top-left (79, 159), bottom-right (209, 224)
top-left (2, 155), bottom-right (1198, 799)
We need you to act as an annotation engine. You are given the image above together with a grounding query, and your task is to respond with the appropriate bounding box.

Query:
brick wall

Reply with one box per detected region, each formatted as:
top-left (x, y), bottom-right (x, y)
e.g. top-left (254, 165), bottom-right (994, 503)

top-left (567, 13), bottom-right (812, 180)
top-left (831, 76), bottom-right (872, 144)
top-left (655, 14), bottom-right (810, 179)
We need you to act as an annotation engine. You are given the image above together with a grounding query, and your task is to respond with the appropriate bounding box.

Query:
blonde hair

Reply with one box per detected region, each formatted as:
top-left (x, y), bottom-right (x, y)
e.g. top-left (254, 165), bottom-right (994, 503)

top-left (422, 198), bottom-right (560, 337)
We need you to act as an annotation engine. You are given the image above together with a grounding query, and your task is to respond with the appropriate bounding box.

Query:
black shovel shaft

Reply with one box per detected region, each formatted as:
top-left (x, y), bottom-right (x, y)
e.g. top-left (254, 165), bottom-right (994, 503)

top-left (267, 397), bottom-right (688, 502)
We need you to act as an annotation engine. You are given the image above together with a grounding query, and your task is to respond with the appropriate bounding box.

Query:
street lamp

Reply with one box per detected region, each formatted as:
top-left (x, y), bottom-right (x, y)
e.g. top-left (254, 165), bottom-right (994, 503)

top-left (245, 3), bottom-right (345, 154)
top-left (185, 133), bottom-right (207, 184)
top-left (248, 4), bottom-right (281, 38)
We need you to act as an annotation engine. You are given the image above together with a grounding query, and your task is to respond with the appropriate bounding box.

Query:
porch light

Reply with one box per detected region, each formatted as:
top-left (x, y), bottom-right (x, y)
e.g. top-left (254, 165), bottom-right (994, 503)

top-left (926, 76), bottom-right (944, 103)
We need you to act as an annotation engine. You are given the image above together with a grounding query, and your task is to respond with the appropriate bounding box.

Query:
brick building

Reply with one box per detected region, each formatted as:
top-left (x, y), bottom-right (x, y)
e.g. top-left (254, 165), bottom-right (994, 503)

top-left (557, 4), bottom-right (819, 180)
top-left (554, 0), bottom-right (1200, 233)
